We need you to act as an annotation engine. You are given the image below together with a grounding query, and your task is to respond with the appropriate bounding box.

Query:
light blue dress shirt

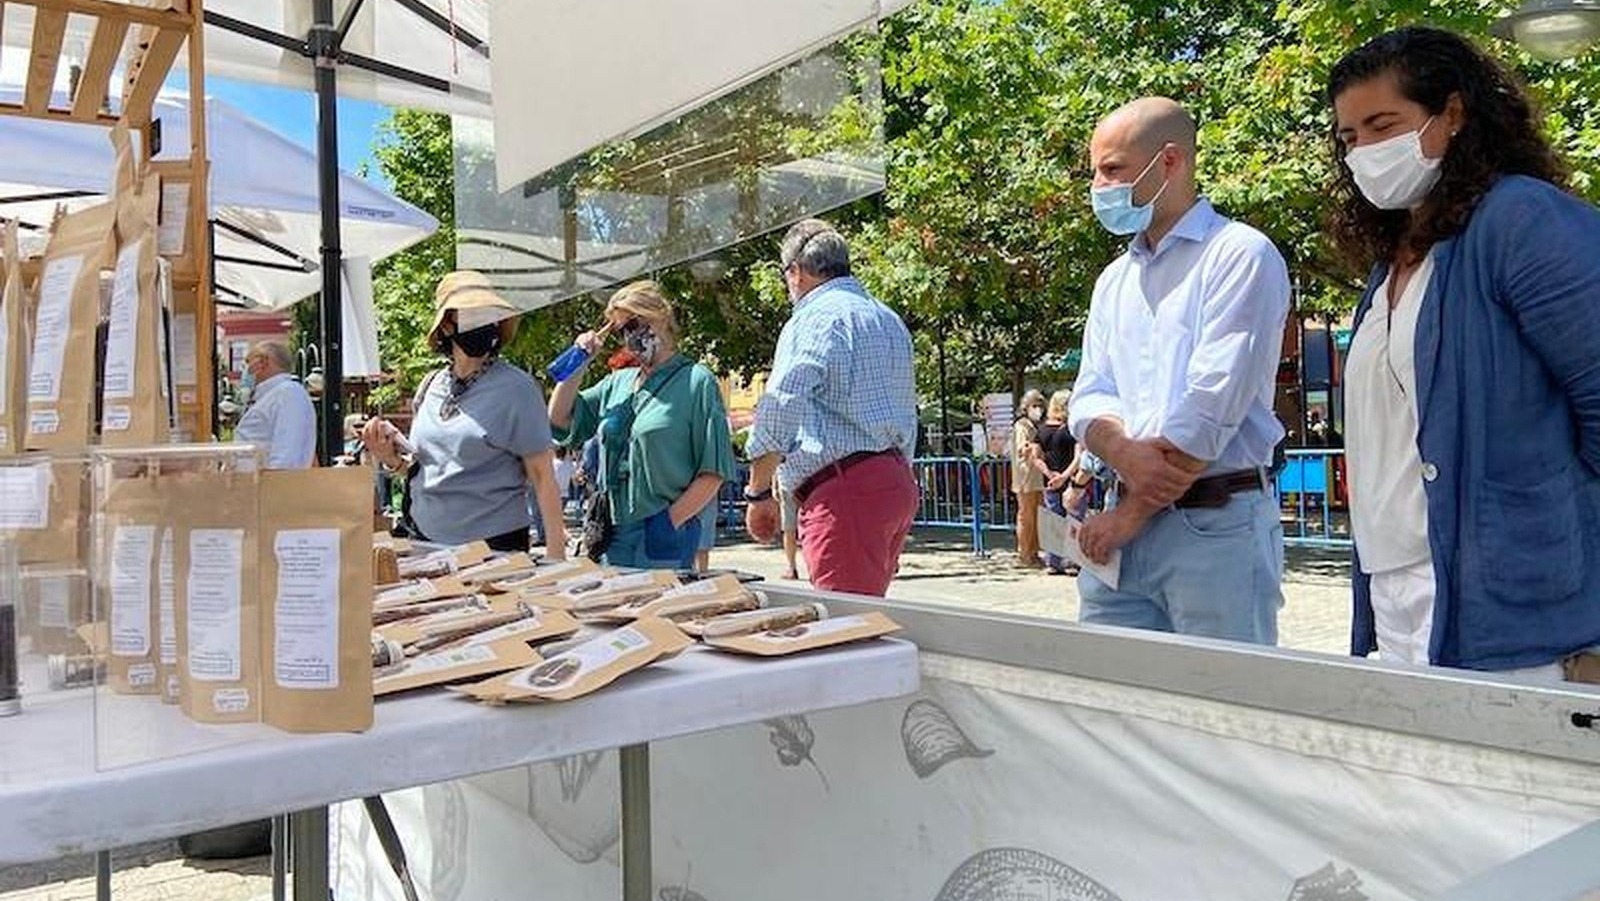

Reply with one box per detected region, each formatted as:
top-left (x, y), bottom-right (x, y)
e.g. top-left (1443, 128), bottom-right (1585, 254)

top-left (234, 372), bottom-right (316, 470)
top-left (746, 277), bottom-right (917, 489)
top-left (1068, 199), bottom-right (1290, 474)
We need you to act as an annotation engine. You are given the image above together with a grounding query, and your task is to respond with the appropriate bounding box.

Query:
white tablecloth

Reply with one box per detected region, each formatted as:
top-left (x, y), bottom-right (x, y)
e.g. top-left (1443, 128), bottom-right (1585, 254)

top-left (0, 640), bottom-right (918, 865)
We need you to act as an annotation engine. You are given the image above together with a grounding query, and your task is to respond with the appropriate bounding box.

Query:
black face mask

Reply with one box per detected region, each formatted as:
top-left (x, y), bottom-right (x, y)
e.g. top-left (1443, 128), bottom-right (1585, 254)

top-left (450, 324), bottom-right (502, 358)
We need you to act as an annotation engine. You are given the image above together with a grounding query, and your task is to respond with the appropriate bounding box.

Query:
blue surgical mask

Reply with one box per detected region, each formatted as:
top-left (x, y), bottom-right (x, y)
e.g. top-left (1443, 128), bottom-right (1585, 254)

top-left (1089, 150), bottom-right (1169, 236)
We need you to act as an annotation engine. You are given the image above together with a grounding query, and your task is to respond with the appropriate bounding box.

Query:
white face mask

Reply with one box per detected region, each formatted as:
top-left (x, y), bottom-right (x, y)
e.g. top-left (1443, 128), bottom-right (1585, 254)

top-left (1344, 116), bottom-right (1444, 211)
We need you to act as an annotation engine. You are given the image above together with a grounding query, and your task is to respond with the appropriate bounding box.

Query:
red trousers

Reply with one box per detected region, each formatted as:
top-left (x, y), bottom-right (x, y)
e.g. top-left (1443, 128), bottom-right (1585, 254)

top-left (799, 453), bottom-right (919, 597)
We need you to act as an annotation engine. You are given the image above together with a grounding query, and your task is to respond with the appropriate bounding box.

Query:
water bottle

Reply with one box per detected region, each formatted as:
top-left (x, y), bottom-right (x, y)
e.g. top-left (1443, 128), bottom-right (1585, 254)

top-left (545, 344), bottom-right (592, 383)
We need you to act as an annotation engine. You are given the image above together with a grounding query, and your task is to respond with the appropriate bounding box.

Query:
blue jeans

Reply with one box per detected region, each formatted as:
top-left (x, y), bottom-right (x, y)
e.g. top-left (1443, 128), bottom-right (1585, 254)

top-left (1077, 491), bottom-right (1282, 645)
top-left (606, 510), bottom-right (700, 570)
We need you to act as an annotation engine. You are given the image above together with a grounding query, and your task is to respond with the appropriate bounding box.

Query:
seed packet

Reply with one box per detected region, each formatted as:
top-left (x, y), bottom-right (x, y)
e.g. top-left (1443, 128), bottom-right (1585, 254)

top-left (96, 472), bottom-right (163, 695)
top-left (683, 602), bottom-right (829, 639)
top-left (170, 468), bottom-right (261, 725)
top-left (27, 202), bottom-right (115, 450)
top-left (456, 617), bottom-right (691, 704)
top-left (373, 635), bottom-right (543, 698)
top-left (488, 558), bottom-right (602, 594)
top-left (703, 611), bottom-right (900, 657)
top-left (592, 574), bottom-right (759, 624)
top-left (99, 123), bottom-right (171, 446)
top-left (260, 467), bottom-right (374, 733)
top-left (396, 541), bottom-right (490, 580)
top-left (454, 553), bottom-right (541, 587)
top-left (0, 456), bottom-right (87, 565)
top-left (534, 570), bottom-right (680, 615)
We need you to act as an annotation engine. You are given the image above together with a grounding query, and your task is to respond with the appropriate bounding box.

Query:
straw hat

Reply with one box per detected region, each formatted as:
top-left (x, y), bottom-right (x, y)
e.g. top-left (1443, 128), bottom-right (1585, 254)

top-left (427, 270), bottom-right (520, 350)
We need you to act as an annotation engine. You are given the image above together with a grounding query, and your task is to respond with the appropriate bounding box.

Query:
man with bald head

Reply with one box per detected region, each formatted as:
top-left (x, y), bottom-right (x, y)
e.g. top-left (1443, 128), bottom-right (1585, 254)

top-left (1066, 97), bottom-right (1290, 645)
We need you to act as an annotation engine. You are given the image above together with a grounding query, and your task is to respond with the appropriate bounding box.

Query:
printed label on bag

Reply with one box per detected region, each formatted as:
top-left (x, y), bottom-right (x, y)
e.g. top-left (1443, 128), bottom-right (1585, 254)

top-left (0, 463), bottom-right (50, 529)
top-left (187, 529), bottom-right (244, 682)
top-left (27, 255), bottom-right (83, 403)
top-left (102, 241), bottom-right (143, 400)
top-left (38, 576), bottom-right (71, 630)
top-left (27, 409), bottom-right (59, 435)
top-left (127, 663), bottom-right (157, 688)
top-left (511, 627), bottom-right (649, 691)
top-left (375, 644), bottom-right (498, 685)
top-left (102, 406), bottom-right (132, 431)
top-left (273, 529), bottom-right (341, 689)
top-left (110, 524), bottom-right (156, 657)
top-left (158, 530), bottom-right (177, 665)
top-left (212, 688), bottom-right (251, 714)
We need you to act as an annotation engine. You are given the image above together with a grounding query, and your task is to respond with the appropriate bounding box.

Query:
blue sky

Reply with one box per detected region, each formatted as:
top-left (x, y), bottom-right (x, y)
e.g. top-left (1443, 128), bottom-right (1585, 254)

top-left (173, 72), bottom-right (393, 187)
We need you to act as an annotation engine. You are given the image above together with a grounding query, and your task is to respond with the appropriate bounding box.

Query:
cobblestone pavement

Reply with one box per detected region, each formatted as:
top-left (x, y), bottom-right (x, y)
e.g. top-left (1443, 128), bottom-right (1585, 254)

top-left (0, 527), bottom-right (1353, 900)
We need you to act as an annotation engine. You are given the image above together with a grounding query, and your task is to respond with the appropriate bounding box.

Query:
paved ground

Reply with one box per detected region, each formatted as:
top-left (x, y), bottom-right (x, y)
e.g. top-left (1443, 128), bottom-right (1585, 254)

top-left (0, 527), bottom-right (1353, 900)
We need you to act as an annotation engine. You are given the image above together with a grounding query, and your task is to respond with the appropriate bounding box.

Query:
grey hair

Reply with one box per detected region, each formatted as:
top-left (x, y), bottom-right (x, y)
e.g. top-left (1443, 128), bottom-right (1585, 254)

top-left (779, 218), bottom-right (852, 279)
top-left (250, 339), bottom-right (293, 373)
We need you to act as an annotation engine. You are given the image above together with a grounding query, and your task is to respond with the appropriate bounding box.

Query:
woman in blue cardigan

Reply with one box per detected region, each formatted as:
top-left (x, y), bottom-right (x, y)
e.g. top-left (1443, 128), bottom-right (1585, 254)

top-left (1328, 26), bottom-right (1600, 679)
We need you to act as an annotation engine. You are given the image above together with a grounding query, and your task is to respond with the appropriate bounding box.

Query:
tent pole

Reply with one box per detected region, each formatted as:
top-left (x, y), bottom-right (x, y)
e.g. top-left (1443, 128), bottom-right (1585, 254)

top-left (312, 0), bottom-right (344, 466)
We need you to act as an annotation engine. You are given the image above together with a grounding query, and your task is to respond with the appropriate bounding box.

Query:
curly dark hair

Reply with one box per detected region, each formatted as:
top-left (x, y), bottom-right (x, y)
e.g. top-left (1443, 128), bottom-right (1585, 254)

top-left (1326, 26), bottom-right (1569, 270)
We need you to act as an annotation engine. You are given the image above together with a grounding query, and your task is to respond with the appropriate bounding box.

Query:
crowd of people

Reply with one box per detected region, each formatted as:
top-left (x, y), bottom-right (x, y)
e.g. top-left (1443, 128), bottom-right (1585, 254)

top-left (233, 26), bottom-right (1596, 685)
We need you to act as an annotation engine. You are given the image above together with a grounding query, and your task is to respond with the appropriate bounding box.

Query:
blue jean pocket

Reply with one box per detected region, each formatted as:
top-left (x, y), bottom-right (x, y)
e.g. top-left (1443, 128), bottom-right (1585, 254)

top-left (644, 508), bottom-right (700, 563)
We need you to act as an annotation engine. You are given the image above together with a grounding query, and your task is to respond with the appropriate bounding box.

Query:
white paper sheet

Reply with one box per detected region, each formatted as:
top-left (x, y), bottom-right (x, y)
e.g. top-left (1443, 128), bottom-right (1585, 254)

top-left (1037, 505), bottom-right (1122, 589)
top-left (272, 529), bottom-right (341, 690)
top-left (0, 463), bottom-right (50, 530)
top-left (102, 241), bottom-right (143, 401)
top-left (159, 530), bottom-right (177, 667)
top-left (37, 575), bottom-right (70, 630)
top-left (158, 182), bottom-right (191, 257)
top-left (110, 525), bottom-right (156, 658)
top-left (172, 313), bottom-right (198, 387)
top-left (27, 255), bottom-right (84, 403)
top-left (187, 529), bottom-right (244, 682)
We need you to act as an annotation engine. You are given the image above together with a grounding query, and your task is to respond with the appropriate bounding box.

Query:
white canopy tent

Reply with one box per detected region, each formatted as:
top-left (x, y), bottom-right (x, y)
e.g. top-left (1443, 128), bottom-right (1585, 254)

top-left (0, 93), bottom-right (436, 312)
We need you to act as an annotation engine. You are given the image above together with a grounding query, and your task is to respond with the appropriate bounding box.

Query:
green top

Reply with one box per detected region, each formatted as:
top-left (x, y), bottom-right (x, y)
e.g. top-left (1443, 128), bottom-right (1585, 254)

top-left (555, 354), bottom-right (738, 526)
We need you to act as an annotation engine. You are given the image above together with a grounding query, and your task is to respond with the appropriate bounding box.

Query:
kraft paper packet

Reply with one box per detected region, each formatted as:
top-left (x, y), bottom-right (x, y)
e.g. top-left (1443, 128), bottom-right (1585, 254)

top-left (1, 219), bottom-right (26, 454)
top-left (375, 575), bottom-right (472, 609)
top-left (97, 471), bottom-right (163, 695)
top-left (0, 456), bottom-right (88, 567)
top-left (165, 283), bottom-right (202, 427)
top-left (373, 532), bottom-right (412, 555)
top-left (27, 201), bottom-right (115, 450)
top-left (683, 602), bottom-right (828, 640)
top-left (592, 574), bottom-right (759, 624)
top-left (378, 594), bottom-right (525, 647)
top-left (381, 603), bottom-right (579, 656)
top-left (455, 553), bottom-right (541, 588)
top-left (397, 541), bottom-right (490, 580)
top-left (373, 593), bottom-right (492, 630)
top-left (373, 635), bottom-right (544, 697)
top-left (458, 617), bottom-right (691, 704)
top-left (488, 557), bottom-right (602, 594)
top-left (170, 467), bottom-right (262, 725)
top-left (260, 467), bottom-right (374, 734)
top-left (100, 124), bottom-right (171, 447)
top-left (704, 611), bottom-right (901, 657)
top-left (21, 567), bottom-right (92, 656)
top-left (534, 570), bottom-right (680, 614)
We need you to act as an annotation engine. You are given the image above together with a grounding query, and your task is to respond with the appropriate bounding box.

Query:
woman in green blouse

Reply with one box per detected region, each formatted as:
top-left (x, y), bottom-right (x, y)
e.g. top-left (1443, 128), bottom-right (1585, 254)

top-left (548, 281), bottom-right (737, 569)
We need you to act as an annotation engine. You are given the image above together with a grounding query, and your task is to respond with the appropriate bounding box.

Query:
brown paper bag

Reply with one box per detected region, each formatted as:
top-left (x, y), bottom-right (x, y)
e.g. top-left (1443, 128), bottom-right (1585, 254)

top-left (27, 202), bottom-right (114, 450)
top-left (0, 457), bottom-right (88, 566)
top-left (703, 611), bottom-right (900, 657)
top-left (259, 468), bottom-right (374, 733)
top-left (374, 635), bottom-right (544, 697)
top-left (171, 468), bottom-right (261, 725)
top-left (97, 472), bottom-right (164, 694)
top-left (21, 567), bottom-right (92, 656)
top-left (459, 617), bottom-right (692, 704)
top-left (99, 124), bottom-right (171, 446)
top-left (684, 602), bottom-right (828, 639)
top-left (1, 219), bottom-right (27, 455)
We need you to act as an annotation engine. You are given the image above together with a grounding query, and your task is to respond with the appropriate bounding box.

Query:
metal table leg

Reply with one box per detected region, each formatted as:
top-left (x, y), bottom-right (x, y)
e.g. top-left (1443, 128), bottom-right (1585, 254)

top-left (619, 743), bottom-right (652, 901)
top-left (95, 849), bottom-right (112, 901)
top-left (272, 814), bottom-right (290, 901)
top-left (290, 807), bottom-right (331, 901)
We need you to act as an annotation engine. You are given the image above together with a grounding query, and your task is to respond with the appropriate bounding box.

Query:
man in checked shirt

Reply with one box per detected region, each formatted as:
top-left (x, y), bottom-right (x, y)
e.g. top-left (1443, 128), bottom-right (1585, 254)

top-left (744, 219), bottom-right (919, 596)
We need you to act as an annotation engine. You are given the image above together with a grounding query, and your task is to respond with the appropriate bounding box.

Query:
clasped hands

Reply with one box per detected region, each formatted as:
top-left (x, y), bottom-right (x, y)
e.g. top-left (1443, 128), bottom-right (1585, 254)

top-left (1077, 436), bottom-right (1199, 565)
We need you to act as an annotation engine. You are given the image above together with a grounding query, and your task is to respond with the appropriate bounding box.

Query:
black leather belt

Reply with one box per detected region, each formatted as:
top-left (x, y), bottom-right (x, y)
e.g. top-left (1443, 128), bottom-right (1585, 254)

top-left (1118, 467), bottom-right (1268, 509)
top-left (795, 449), bottom-right (904, 504)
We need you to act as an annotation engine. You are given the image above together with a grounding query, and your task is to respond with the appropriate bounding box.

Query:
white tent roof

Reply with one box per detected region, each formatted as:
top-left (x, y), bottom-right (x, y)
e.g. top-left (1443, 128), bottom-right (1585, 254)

top-left (0, 93), bottom-right (437, 311)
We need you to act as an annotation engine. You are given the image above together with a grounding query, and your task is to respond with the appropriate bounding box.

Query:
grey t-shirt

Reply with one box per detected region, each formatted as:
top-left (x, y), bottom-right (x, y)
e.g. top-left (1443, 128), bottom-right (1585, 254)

top-left (408, 362), bottom-right (553, 545)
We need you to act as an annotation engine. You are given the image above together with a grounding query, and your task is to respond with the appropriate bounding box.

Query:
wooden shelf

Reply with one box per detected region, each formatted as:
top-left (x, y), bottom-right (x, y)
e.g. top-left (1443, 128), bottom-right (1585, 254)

top-left (1, 0), bottom-right (193, 126)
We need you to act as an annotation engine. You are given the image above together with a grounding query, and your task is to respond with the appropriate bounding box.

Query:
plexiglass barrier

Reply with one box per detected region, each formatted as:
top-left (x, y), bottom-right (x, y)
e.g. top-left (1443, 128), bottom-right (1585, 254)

top-left (336, 596), bottom-right (1600, 901)
top-left (452, 33), bottom-right (886, 311)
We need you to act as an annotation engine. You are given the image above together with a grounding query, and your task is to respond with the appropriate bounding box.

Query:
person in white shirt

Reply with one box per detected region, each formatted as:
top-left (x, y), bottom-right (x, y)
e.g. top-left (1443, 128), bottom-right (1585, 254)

top-left (234, 339), bottom-right (316, 470)
top-left (1068, 97), bottom-right (1291, 645)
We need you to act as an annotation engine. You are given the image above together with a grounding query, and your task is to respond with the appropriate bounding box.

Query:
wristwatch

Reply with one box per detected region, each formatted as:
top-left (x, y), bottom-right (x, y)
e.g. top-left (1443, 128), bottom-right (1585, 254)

top-left (743, 486), bottom-right (774, 502)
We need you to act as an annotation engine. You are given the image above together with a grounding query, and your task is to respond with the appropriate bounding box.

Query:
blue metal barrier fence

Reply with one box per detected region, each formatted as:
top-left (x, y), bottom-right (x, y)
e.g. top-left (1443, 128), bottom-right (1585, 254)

top-left (908, 451), bottom-right (1354, 555)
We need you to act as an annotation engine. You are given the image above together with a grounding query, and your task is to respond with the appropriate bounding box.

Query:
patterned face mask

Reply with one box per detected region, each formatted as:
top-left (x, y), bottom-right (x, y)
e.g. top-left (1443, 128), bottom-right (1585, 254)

top-left (621, 322), bottom-right (660, 366)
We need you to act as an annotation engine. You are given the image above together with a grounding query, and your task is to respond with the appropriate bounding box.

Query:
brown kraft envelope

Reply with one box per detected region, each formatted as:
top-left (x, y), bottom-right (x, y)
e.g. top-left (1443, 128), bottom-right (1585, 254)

top-left (99, 123), bottom-right (171, 447)
top-left (459, 617), bottom-right (692, 704)
top-left (260, 467), bottom-right (374, 733)
top-left (27, 201), bottom-right (114, 450)
top-left (1, 219), bottom-right (27, 454)
top-left (98, 472), bottom-right (164, 694)
top-left (171, 468), bottom-right (261, 725)
top-left (704, 611), bottom-right (901, 657)
top-left (0, 457), bottom-right (88, 566)
top-left (374, 635), bottom-right (544, 697)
